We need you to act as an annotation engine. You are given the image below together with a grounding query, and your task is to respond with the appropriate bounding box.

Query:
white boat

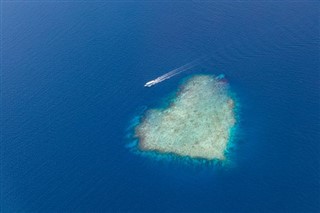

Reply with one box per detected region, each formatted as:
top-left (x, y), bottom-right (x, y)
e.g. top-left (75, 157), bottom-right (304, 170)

top-left (144, 80), bottom-right (157, 87)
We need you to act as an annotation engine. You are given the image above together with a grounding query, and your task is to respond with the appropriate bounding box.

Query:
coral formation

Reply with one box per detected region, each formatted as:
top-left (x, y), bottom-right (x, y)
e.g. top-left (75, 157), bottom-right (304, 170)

top-left (135, 75), bottom-right (236, 160)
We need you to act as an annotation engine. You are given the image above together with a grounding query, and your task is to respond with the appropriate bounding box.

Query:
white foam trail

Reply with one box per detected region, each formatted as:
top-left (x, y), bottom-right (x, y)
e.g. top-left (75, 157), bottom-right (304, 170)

top-left (146, 58), bottom-right (205, 87)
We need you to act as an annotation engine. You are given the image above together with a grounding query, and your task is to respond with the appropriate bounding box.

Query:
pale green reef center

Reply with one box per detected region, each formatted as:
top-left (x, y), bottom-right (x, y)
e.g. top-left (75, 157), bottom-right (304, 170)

top-left (135, 75), bottom-right (236, 161)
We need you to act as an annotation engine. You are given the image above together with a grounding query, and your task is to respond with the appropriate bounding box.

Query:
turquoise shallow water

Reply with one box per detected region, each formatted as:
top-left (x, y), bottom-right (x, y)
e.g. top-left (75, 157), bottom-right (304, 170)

top-left (3, 2), bottom-right (319, 213)
top-left (128, 74), bottom-right (237, 163)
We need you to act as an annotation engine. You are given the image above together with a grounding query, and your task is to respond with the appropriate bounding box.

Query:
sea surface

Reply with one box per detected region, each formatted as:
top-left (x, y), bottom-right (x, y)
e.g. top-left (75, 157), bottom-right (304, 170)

top-left (2, 2), bottom-right (320, 213)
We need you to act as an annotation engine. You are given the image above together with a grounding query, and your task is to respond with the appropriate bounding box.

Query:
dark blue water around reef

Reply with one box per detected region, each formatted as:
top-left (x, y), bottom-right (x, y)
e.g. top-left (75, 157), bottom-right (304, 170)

top-left (2, 2), bottom-right (320, 213)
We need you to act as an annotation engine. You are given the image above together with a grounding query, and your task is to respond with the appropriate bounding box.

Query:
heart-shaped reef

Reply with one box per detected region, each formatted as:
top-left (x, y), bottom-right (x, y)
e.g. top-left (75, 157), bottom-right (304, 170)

top-left (129, 74), bottom-right (237, 162)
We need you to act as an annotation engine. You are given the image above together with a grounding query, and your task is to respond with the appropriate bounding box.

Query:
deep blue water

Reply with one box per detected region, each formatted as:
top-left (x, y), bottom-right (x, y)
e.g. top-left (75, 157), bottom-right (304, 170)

top-left (3, 2), bottom-right (320, 213)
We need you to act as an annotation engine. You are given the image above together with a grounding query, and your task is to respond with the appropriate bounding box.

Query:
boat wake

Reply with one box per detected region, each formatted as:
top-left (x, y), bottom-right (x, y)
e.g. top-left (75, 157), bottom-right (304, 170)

top-left (144, 57), bottom-right (206, 87)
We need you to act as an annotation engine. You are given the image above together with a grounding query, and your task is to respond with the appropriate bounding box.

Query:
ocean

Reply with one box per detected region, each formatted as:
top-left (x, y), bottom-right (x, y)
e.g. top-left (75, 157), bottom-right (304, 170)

top-left (2, 2), bottom-right (319, 213)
